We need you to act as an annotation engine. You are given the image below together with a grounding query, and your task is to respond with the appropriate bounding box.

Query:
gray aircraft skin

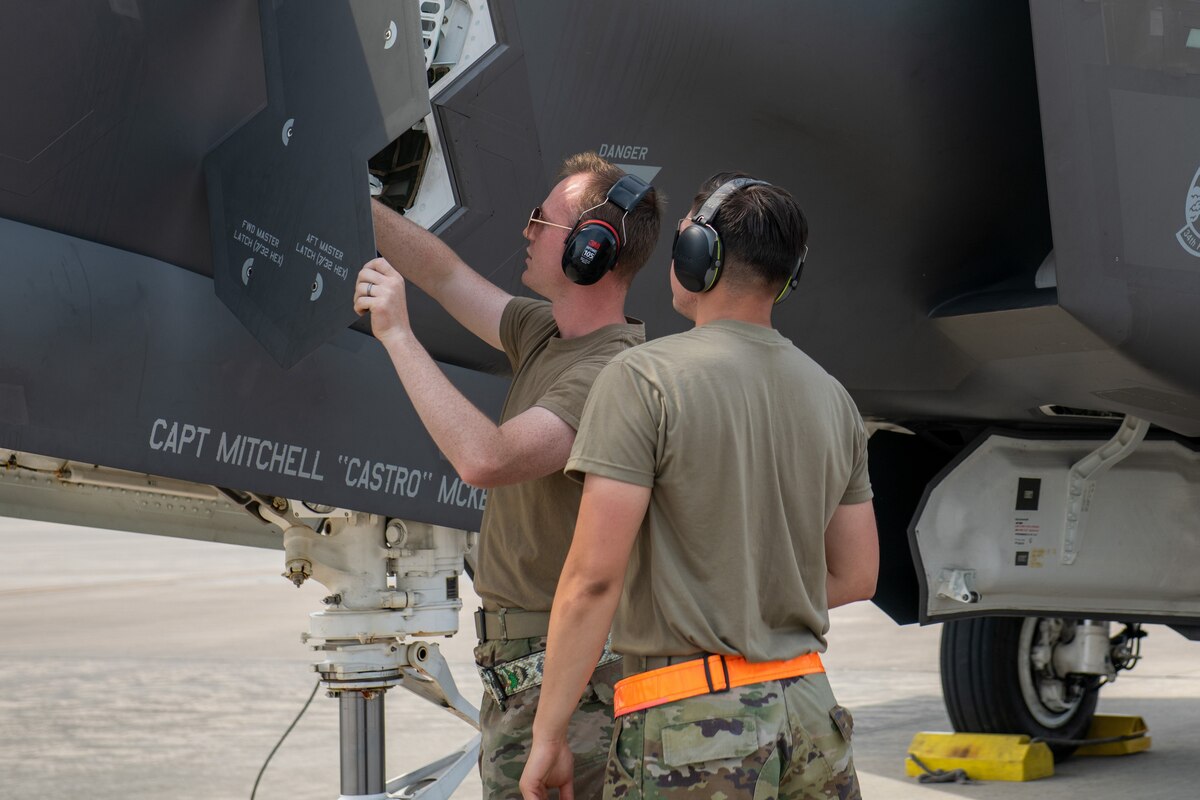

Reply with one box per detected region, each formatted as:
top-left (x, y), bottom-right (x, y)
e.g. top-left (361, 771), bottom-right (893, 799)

top-left (2, 0), bottom-right (1200, 767)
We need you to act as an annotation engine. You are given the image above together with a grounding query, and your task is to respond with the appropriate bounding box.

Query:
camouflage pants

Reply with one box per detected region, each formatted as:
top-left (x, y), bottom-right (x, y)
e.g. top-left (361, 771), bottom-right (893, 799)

top-left (475, 635), bottom-right (622, 800)
top-left (604, 672), bottom-right (859, 800)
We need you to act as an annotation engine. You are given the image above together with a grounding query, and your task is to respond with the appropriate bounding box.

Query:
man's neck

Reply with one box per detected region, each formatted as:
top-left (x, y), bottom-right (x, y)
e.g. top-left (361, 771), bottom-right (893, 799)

top-left (693, 292), bottom-right (774, 329)
top-left (551, 287), bottom-right (630, 339)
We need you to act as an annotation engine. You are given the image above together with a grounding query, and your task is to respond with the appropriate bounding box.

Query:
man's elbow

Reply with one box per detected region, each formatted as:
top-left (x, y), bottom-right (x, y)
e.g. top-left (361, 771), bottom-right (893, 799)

top-left (457, 448), bottom-right (541, 489)
top-left (456, 460), bottom-right (506, 490)
top-left (852, 553), bottom-right (880, 603)
top-left (460, 447), bottom-right (564, 488)
top-left (562, 574), bottom-right (620, 604)
top-left (853, 570), bottom-right (878, 603)
top-left (831, 567), bottom-right (878, 606)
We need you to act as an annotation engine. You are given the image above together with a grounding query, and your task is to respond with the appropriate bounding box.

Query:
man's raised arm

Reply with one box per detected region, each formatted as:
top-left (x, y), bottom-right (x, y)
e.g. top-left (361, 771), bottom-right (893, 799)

top-left (372, 200), bottom-right (511, 351)
top-left (353, 257), bottom-right (576, 488)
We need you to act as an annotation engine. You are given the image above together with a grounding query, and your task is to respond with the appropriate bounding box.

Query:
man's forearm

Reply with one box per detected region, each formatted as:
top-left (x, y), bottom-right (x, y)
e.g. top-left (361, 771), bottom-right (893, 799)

top-left (533, 579), bottom-right (622, 742)
top-left (533, 476), bottom-right (647, 741)
top-left (380, 330), bottom-right (506, 484)
top-left (371, 201), bottom-right (464, 296)
top-left (370, 204), bottom-right (510, 351)
top-left (521, 476), bottom-right (647, 799)
top-left (519, 591), bottom-right (618, 800)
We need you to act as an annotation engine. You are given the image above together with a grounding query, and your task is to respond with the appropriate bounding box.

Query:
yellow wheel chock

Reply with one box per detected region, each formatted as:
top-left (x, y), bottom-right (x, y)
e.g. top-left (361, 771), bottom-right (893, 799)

top-left (905, 732), bottom-right (1054, 782)
top-left (905, 716), bottom-right (1150, 782)
top-left (1075, 714), bottom-right (1151, 757)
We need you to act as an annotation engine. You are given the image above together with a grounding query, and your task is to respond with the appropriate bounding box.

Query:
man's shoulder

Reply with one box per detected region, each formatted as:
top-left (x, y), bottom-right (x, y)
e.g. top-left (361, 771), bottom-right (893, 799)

top-left (541, 316), bottom-right (645, 370)
top-left (603, 329), bottom-right (709, 387)
top-left (610, 331), bottom-right (678, 366)
top-left (504, 296), bottom-right (554, 328)
top-left (502, 297), bottom-right (558, 364)
top-left (611, 325), bottom-right (753, 367)
top-left (589, 316), bottom-right (645, 347)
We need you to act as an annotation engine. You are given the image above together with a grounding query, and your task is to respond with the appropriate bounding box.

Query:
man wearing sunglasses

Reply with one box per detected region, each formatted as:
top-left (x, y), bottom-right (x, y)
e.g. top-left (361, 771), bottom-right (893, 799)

top-left (354, 152), bottom-right (662, 800)
top-left (521, 174), bottom-right (878, 800)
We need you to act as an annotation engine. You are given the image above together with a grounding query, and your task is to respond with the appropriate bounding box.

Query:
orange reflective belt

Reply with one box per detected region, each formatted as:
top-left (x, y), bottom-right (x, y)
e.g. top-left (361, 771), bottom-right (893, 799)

top-left (612, 652), bottom-right (825, 717)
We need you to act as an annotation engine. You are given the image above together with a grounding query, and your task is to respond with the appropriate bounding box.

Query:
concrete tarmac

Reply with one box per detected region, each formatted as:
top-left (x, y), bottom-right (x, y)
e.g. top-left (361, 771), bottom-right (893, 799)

top-left (1, 518), bottom-right (1197, 799)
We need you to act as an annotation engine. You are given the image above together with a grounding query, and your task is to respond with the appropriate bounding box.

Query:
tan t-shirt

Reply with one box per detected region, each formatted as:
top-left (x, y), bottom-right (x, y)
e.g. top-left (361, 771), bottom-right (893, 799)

top-left (566, 319), bottom-right (872, 661)
top-left (474, 297), bottom-right (645, 612)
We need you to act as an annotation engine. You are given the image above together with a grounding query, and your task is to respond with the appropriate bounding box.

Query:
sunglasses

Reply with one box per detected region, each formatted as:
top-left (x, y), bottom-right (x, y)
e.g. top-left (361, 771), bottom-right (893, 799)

top-left (528, 206), bottom-right (574, 232)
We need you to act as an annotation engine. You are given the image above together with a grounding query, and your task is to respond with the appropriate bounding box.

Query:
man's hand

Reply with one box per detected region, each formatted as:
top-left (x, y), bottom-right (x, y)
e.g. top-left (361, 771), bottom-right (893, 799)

top-left (520, 738), bottom-right (575, 800)
top-left (353, 257), bottom-right (412, 344)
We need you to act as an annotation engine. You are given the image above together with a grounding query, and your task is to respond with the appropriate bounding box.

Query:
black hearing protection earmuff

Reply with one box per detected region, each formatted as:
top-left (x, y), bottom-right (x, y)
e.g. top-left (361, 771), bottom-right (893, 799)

top-left (773, 244), bottom-right (807, 305)
top-left (562, 173), bottom-right (653, 285)
top-left (672, 178), bottom-right (807, 304)
top-left (671, 178), bottom-right (767, 294)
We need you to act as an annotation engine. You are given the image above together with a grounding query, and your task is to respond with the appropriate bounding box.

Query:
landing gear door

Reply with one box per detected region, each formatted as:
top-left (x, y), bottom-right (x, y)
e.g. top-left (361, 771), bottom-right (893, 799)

top-left (911, 429), bottom-right (1200, 623)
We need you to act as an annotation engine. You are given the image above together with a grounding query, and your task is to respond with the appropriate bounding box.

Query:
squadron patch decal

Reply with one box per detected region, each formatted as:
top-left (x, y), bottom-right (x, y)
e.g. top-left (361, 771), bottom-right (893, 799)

top-left (1176, 164), bottom-right (1200, 257)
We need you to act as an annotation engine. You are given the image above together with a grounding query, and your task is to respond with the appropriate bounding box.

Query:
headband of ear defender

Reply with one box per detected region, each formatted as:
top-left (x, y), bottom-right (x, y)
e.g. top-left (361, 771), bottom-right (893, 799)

top-left (562, 173), bottom-right (653, 286)
top-left (671, 178), bottom-right (769, 294)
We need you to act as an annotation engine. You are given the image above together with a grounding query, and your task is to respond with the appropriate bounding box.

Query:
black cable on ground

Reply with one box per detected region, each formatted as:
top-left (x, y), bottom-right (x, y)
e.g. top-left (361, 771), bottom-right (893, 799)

top-left (906, 753), bottom-right (971, 784)
top-left (250, 680), bottom-right (322, 800)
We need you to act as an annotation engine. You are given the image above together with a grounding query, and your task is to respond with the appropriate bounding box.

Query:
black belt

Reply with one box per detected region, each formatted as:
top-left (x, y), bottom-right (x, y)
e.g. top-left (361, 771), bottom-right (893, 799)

top-left (622, 652), bottom-right (706, 678)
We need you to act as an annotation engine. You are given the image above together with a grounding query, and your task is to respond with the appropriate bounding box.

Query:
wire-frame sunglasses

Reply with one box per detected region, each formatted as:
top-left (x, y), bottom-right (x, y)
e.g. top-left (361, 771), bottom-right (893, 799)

top-left (527, 206), bottom-right (574, 232)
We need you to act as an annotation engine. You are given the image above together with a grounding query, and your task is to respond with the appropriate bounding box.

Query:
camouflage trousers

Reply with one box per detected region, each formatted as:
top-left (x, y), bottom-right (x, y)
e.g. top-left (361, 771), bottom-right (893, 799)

top-left (604, 672), bottom-right (859, 800)
top-left (475, 635), bottom-right (623, 800)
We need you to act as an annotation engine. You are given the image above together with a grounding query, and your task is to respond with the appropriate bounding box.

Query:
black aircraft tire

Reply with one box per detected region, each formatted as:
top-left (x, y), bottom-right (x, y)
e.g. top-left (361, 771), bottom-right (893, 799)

top-left (940, 616), bottom-right (1100, 761)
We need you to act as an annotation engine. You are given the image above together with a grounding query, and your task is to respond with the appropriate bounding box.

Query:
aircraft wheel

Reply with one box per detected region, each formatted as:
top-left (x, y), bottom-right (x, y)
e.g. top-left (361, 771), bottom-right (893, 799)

top-left (940, 616), bottom-right (1100, 760)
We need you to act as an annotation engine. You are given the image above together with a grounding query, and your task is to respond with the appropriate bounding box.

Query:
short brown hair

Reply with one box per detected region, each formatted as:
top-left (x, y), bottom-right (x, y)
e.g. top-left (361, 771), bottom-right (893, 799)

top-left (559, 152), bottom-right (663, 283)
top-left (690, 172), bottom-right (808, 295)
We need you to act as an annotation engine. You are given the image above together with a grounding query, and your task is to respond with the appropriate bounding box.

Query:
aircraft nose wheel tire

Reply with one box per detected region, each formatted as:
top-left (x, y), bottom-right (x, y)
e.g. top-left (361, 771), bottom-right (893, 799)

top-left (940, 616), bottom-right (1101, 761)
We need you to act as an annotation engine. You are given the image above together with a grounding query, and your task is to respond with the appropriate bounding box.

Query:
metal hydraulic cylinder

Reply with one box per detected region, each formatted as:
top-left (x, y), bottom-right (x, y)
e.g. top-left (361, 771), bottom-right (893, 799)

top-left (339, 691), bottom-right (386, 799)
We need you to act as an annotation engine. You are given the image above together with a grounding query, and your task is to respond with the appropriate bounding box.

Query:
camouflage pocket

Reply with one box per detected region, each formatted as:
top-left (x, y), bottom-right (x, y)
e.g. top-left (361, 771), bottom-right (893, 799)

top-left (829, 705), bottom-right (854, 742)
top-left (608, 712), bottom-right (644, 793)
top-left (661, 716), bottom-right (759, 767)
top-left (806, 704), bottom-right (855, 785)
